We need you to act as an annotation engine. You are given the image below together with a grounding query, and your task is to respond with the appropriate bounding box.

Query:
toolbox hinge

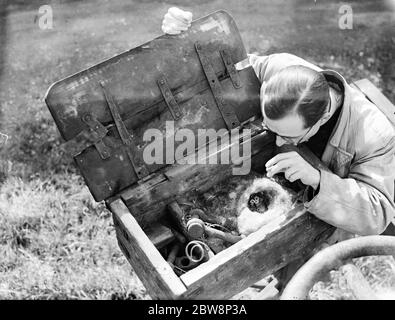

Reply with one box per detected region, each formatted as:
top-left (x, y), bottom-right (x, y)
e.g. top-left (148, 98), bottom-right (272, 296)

top-left (220, 49), bottom-right (242, 89)
top-left (157, 75), bottom-right (183, 120)
top-left (62, 113), bottom-right (111, 160)
top-left (195, 41), bottom-right (240, 130)
top-left (99, 81), bottom-right (149, 180)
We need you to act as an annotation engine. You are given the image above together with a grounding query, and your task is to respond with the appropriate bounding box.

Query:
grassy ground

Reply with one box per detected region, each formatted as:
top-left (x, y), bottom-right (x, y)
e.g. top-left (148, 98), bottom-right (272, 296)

top-left (0, 0), bottom-right (394, 299)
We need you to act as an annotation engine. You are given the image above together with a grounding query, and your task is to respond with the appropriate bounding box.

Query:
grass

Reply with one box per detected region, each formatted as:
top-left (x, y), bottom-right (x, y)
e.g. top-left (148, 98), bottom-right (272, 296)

top-left (0, 0), bottom-right (394, 299)
top-left (0, 175), bottom-right (148, 299)
top-left (310, 256), bottom-right (395, 300)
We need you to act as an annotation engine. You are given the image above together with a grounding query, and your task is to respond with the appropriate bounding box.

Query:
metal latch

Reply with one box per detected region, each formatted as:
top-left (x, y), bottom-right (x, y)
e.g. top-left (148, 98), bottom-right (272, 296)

top-left (195, 41), bottom-right (241, 130)
top-left (157, 75), bottom-right (183, 120)
top-left (220, 49), bottom-right (242, 89)
top-left (99, 81), bottom-right (149, 179)
top-left (62, 113), bottom-right (111, 160)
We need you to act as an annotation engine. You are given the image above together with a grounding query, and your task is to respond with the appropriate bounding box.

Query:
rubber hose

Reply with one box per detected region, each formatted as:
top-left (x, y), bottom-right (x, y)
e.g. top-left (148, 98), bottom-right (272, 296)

top-left (281, 235), bottom-right (395, 300)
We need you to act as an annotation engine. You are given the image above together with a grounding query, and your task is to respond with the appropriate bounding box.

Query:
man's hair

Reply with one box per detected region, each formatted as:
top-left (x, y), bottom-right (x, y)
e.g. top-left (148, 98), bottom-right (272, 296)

top-left (262, 65), bottom-right (330, 128)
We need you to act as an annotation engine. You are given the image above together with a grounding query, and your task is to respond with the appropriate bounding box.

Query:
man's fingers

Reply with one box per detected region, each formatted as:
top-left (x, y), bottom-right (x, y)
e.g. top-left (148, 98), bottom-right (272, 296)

top-left (163, 15), bottom-right (190, 28)
top-left (266, 158), bottom-right (296, 177)
top-left (168, 7), bottom-right (193, 24)
top-left (168, 21), bottom-right (189, 31)
top-left (162, 21), bottom-right (189, 34)
top-left (162, 24), bottom-right (181, 35)
top-left (164, 14), bottom-right (191, 27)
top-left (284, 167), bottom-right (299, 180)
top-left (265, 151), bottom-right (298, 168)
top-left (288, 171), bottom-right (302, 182)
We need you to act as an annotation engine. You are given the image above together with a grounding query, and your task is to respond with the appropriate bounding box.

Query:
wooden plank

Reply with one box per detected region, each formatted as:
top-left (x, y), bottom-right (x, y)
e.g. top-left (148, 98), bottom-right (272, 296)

top-left (109, 198), bottom-right (187, 299)
top-left (179, 205), bottom-right (334, 299)
top-left (342, 263), bottom-right (378, 300)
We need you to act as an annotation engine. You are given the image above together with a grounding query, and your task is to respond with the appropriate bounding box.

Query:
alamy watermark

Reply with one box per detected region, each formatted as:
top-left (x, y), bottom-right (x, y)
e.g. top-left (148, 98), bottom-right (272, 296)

top-left (338, 4), bottom-right (353, 30)
top-left (38, 5), bottom-right (53, 30)
top-left (142, 121), bottom-right (252, 175)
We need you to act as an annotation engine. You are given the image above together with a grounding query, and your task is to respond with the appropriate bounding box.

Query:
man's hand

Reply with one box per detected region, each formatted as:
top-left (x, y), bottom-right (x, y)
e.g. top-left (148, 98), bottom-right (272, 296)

top-left (265, 151), bottom-right (321, 190)
top-left (162, 7), bottom-right (193, 35)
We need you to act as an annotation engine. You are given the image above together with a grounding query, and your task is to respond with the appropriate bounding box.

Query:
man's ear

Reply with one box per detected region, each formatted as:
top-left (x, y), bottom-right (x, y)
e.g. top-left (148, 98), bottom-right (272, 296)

top-left (323, 113), bottom-right (331, 123)
top-left (319, 110), bottom-right (331, 124)
top-left (260, 82), bottom-right (267, 114)
top-left (260, 82), bottom-right (267, 99)
top-left (319, 97), bottom-right (332, 124)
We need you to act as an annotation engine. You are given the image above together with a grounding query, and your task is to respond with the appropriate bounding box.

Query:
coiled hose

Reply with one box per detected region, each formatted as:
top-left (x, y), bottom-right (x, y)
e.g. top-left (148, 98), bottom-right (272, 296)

top-left (281, 235), bottom-right (395, 300)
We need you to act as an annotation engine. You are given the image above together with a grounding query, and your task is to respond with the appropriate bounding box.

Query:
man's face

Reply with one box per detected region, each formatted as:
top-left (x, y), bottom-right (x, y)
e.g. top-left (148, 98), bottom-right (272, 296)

top-left (261, 106), bottom-right (320, 147)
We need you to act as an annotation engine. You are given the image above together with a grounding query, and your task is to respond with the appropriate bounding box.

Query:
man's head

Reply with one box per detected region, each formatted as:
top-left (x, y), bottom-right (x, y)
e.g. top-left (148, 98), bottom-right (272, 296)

top-left (261, 65), bottom-right (331, 146)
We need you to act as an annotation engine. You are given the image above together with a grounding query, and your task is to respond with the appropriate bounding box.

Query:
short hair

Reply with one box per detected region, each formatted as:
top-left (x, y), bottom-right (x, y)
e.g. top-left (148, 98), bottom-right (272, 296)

top-left (262, 65), bottom-right (330, 128)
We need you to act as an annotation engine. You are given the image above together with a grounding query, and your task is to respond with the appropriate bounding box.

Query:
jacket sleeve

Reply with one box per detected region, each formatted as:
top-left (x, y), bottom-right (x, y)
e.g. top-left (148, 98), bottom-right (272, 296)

top-left (303, 133), bottom-right (395, 235)
top-left (248, 53), bottom-right (322, 83)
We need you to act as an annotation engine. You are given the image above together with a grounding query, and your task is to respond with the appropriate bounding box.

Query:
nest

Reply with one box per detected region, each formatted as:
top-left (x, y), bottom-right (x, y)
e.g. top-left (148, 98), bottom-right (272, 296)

top-left (236, 178), bottom-right (294, 236)
top-left (178, 173), bottom-right (296, 252)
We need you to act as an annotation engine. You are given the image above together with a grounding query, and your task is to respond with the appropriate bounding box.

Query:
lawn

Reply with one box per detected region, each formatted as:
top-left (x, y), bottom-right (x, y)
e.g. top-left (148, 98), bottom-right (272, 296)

top-left (0, 0), bottom-right (394, 299)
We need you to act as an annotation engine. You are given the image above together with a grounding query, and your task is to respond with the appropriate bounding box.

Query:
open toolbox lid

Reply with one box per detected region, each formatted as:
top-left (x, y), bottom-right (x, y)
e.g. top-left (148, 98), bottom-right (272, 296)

top-left (45, 10), bottom-right (262, 201)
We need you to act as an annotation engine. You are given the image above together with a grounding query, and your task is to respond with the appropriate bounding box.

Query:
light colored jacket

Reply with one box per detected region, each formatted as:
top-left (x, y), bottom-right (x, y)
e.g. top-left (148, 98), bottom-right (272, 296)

top-left (249, 53), bottom-right (395, 235)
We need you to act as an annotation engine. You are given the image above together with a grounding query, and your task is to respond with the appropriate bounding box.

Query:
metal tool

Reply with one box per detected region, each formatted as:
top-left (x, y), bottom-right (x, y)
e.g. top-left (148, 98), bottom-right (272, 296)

top-left (174, 256), bottom-right (199, 271)
top-left (185, 240), bottom-right (215, 263)
top-left (186, 216), bottom-right (242, 244)
top-left (188, 208), bottom-right (236, 230)
top-left (167, 243), bottom-right (181, 265)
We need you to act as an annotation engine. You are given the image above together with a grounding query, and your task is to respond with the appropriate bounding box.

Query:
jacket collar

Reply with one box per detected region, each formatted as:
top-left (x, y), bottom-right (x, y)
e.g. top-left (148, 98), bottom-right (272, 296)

top-left (320, 69), bottom-right (352, 149)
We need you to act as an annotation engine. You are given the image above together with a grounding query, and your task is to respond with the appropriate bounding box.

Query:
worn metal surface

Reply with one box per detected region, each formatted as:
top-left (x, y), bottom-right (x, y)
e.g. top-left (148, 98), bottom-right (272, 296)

top-left (195, 41), bottom-right (241, 130)
top-left (157, 75), bottom-right (183, 120)
top-left (100, 81), bottom-right (149, 179)
top-left (62, 113), bottom-right (111, 159)
top-left (45, 10), bottom-right (262, 201)
top-left (220, 49), bottom-right (242, 89)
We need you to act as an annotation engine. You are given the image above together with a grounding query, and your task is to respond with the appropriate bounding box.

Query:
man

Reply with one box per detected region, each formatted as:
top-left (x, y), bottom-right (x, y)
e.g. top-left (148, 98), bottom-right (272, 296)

top-left (162, 8), bottom-right (395, 236)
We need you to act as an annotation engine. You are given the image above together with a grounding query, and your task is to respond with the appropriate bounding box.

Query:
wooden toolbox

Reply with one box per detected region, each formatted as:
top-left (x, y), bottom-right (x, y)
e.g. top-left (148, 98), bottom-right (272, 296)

top-left (45, 11), bottom-right (339, 299)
